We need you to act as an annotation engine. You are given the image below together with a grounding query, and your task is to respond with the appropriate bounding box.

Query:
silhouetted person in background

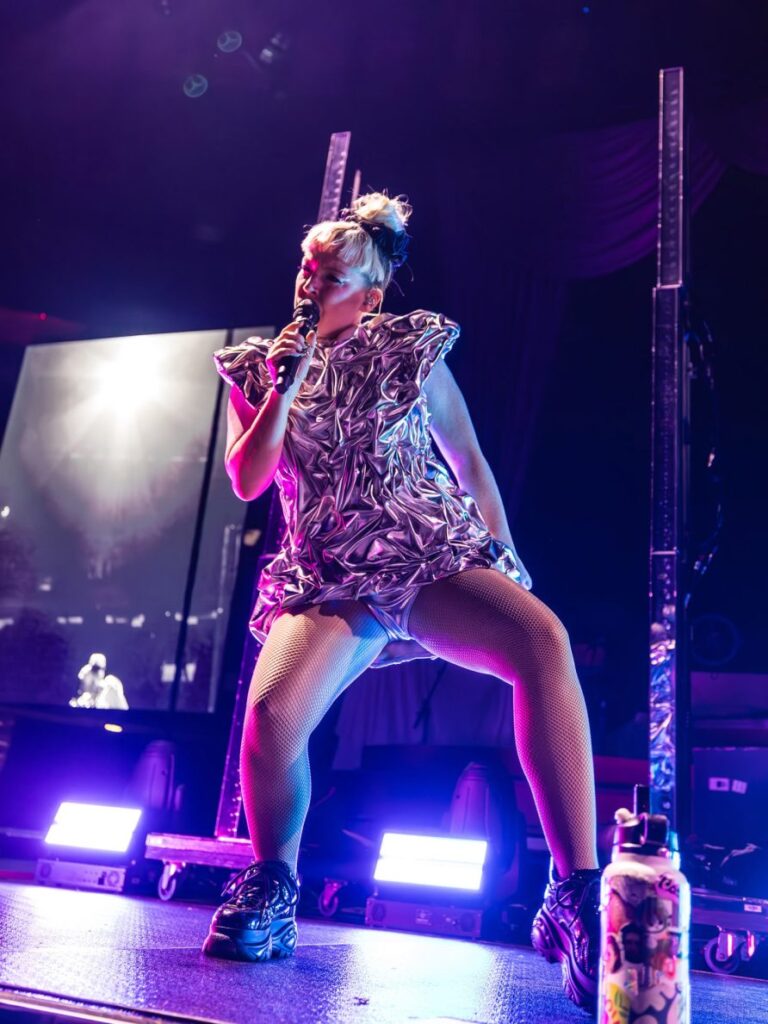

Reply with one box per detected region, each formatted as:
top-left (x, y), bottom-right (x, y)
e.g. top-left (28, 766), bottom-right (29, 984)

top-left (71, 652), bottom-right (128, 709)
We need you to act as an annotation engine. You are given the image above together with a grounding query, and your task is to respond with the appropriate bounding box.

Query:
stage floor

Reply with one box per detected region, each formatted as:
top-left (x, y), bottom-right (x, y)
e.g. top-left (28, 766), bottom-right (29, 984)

top-left (0, 881), bottom-right (764, 1024)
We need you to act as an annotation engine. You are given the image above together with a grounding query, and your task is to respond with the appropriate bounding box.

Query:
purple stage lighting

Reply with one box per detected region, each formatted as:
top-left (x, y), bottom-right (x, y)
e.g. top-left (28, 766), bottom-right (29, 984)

top-left (373, 833), bottom-right (488, 892)
top-left (45, 802), bottom-right (142, 854)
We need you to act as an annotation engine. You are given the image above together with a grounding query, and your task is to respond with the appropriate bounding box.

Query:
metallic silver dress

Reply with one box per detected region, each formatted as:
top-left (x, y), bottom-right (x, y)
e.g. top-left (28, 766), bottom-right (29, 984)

top-left (214, 310), bottom-right (522, 644)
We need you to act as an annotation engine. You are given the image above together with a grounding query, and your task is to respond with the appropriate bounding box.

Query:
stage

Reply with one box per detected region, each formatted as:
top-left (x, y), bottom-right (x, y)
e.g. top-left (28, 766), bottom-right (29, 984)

top-left (0, 881), bottom-right (764, 1024)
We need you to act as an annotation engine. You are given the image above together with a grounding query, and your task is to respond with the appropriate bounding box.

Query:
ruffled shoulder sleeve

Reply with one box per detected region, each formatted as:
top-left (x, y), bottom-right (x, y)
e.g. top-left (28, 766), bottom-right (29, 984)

top-left (378, 307), bottom-right (456, 360)
top-left (378, 310), bottom-right (460, 375)
top-left (213, 335), bottom-right (273, 408)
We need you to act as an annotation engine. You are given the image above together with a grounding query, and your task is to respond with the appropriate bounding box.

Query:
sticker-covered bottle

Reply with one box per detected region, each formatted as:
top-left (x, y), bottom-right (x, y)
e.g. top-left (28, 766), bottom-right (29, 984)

top-left (598, 785), bottom-right (691, 1024)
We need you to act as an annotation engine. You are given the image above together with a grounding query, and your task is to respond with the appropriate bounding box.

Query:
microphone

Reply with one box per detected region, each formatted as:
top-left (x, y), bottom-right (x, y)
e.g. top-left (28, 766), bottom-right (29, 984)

top-left (275, 299), bottom-right (321, 394)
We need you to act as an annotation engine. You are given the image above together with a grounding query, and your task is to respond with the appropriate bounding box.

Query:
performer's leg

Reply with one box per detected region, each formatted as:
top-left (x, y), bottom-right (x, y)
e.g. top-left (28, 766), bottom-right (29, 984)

top-left (408, 568), bottom-right (600, 1007)
top-left (407, 568), bottom-right (597, 878)
top-left (204, 600), bottom-right (388, 962)
top-left (240, 600), bottom-right (389, 872)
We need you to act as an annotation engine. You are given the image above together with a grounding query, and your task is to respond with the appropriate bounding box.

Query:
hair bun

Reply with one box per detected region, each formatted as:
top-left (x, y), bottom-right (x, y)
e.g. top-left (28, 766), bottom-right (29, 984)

top-left (351, 192), bottom-right (412, 235)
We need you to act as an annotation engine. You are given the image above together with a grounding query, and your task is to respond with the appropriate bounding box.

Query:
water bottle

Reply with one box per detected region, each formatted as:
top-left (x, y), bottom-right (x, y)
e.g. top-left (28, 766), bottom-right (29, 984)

top-left (598, 785), bottom-right (691, 1024)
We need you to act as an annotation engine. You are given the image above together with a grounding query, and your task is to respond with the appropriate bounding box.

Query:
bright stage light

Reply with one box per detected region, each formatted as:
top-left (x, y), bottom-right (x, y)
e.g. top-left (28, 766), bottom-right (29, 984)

top-left (105, 347), bottom-right (162, 420)
top-left (373, 833), bottom-right (488, 891)
top-left (45, 802), bottom-right (142, 854)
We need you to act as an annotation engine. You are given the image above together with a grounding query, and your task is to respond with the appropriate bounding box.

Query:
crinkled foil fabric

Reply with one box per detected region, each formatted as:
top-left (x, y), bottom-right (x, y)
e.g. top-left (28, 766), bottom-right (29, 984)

top-left (214, 310), bottom-right (522, 642)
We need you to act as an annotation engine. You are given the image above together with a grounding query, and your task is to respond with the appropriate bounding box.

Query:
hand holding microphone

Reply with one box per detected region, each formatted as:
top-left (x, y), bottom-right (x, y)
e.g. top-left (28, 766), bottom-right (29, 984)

top-left (268, 299), bottom-right (321, 396)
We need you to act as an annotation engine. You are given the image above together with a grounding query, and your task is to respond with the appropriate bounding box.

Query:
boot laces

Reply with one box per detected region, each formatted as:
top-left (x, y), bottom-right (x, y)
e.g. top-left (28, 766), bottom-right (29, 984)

top-left (222, 860), bottom-right (299, 910)
top-left (550, 868), bottom-right (600, 914)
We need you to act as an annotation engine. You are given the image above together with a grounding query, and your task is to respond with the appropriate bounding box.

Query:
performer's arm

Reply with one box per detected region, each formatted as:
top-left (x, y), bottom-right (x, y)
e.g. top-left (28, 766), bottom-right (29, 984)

top-left (225, 387), bottom-right (292, 501)
top-left (225, 323), bottom-right (316, 500)
top-left (425, 360), bottom-right (531, 588)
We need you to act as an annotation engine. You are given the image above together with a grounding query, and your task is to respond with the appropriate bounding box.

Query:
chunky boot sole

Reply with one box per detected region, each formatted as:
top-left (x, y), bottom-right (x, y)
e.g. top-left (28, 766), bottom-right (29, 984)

top-left (270, 918), bottom-right (298, 958)
top-left (203, 917), bottom-right (298, 962)
top-left (531, 905), bottom-right (596, 1012)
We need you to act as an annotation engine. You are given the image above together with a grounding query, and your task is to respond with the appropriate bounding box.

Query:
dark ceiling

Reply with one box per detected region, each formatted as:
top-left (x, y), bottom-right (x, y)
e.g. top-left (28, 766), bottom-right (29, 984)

top-left (1, 1), bottom-right (766, 334)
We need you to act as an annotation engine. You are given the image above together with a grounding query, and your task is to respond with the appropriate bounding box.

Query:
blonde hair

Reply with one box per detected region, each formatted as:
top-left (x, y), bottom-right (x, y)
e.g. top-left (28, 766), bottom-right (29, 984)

top-left (302, 191), bottom-right (412, 290)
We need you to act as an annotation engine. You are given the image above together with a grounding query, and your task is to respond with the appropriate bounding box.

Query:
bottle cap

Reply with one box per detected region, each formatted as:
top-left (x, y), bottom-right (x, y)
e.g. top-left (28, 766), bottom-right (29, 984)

top-left (612, 785), bottom-right (674, 858)
top-left (614, 811), bottom-right (671, 855)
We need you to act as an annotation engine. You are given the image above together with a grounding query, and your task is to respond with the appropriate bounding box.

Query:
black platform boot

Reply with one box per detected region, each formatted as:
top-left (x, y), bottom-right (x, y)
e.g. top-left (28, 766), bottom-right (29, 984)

top-left (530, 860), bottom-right (601, 1012)
top-left (203, 860), bottom-right (300, 962)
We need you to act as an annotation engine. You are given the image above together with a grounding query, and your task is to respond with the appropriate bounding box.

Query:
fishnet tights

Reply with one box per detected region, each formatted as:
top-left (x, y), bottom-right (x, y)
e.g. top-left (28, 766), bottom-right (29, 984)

top-left (240, 601), bottom-right (388, 872)
top-left (240, 569), bottom-right (598, 879)
top-left (408, 568), bottom-right (598, 877)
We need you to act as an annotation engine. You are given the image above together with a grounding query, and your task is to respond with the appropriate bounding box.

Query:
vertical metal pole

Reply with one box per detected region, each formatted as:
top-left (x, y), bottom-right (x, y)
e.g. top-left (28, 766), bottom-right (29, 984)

top-left (214, 628), bottom-right (256, 836)
top-left (170, 371), bottom-right (226, 713)
top-left (214, 134), bottom-right (354, 837)
top-left (649, 67), bottom-right (691, 838)
top-left (207, 522), bottom-right (243, 713)
top-left (317, 132), bottom-right (352, 223)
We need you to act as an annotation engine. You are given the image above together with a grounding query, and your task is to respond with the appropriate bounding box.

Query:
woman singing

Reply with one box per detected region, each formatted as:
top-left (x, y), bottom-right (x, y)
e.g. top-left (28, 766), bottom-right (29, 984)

top-left (205, 193), bottom-right (600, 1011)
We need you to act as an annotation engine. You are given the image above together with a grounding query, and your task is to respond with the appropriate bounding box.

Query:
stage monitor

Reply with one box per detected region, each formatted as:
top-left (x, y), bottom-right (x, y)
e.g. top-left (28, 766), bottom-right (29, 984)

top-left (0, 327), bottom-right (270, 713)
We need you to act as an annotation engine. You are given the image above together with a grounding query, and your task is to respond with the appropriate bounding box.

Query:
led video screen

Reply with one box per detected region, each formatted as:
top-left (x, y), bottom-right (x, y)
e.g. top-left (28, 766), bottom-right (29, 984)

top-left (0, 328), bottom-right (265, 712)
